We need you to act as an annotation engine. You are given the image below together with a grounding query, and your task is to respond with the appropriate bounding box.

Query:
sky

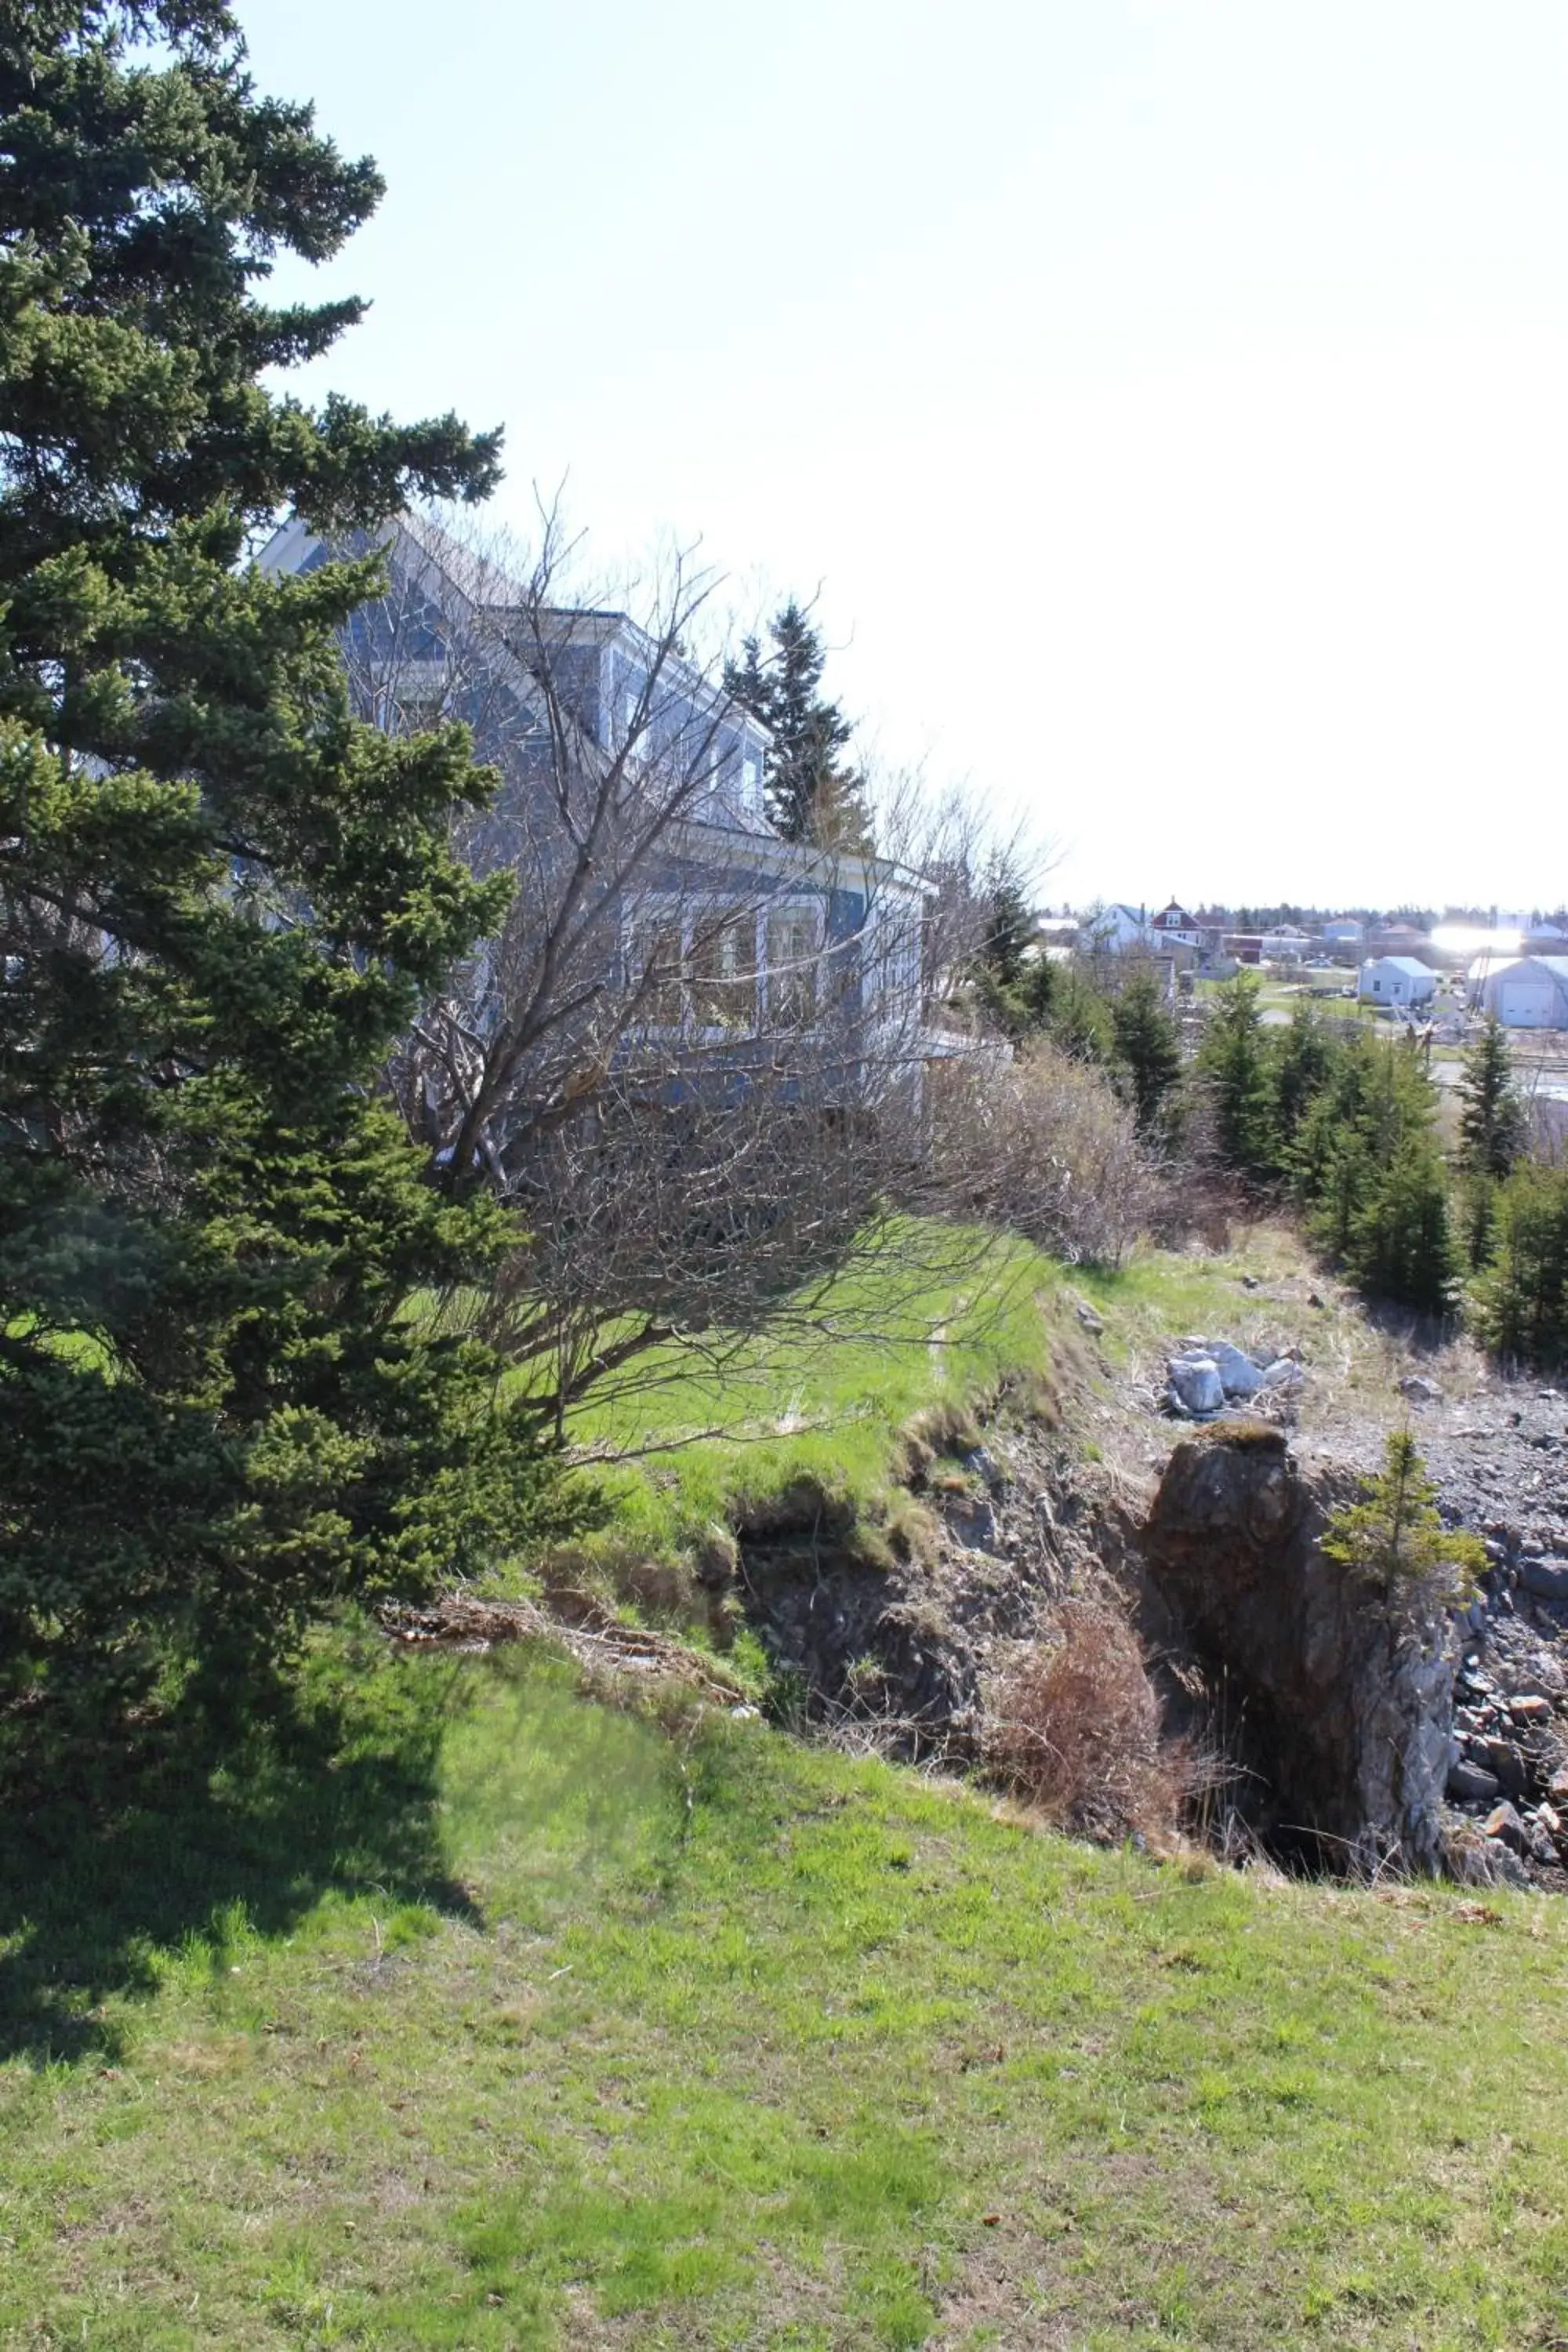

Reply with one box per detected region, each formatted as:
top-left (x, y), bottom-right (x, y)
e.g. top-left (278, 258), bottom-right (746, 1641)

top-left (238, 0), bottom-right (1568, 913)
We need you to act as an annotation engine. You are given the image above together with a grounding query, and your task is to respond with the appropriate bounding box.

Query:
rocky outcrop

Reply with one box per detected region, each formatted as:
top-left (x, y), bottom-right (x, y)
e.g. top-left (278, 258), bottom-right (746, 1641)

top-left (731, 1455), bottom-right (1072, 1760)
top-left (1139, 1428), bottom-right (1456, 1875)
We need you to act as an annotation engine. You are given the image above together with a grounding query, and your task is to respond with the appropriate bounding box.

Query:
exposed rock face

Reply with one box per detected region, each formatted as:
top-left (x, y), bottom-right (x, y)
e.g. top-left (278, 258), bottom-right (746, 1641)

top-left (1140, 1429), bottom-right (1456, 1875)
top-left (732, 1461), bottom-right (1071, 1761)
top-left (738, 1534), bottom-right (983, 1756)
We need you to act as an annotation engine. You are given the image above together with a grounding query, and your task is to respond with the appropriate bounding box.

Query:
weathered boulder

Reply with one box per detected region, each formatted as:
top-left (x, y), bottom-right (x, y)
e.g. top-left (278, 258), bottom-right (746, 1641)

top-left (1140, 1429), bottom-right (1456, 1875)
top-left (1208, 1342), bottom-right (1266, 1399)
top-left (1168, 1356), bottom-right (1225, 1416)
top-left (1519, 1556), bottom-right (1568, 1602)
top-left (1447, 1755), bottom-right (1501, 1803)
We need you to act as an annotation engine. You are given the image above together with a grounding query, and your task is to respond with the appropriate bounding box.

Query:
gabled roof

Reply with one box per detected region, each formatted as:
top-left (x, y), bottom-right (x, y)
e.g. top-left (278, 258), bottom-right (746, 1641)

top-left (1486, 956), bottom-right (1568, 986)
top-left (256, 513), bottom-right (926, 899)
top-left (1363, 955), bottom-right (1432, 978)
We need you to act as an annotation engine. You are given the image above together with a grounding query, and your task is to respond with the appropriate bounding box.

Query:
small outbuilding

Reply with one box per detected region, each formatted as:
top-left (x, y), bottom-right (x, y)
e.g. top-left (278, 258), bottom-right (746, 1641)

top-left (1472, 956), bottom-right (1568, 1029)
top-left (1359, 955), bottom-right (1436, 1007)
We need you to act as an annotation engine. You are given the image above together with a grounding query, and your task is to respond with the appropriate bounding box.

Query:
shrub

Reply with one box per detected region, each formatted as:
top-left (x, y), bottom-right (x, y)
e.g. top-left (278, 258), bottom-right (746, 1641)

top-left (985, 1599), bottom-right (1185, 1842)
top-left (931, 1040), bottom-right (1160, 1267)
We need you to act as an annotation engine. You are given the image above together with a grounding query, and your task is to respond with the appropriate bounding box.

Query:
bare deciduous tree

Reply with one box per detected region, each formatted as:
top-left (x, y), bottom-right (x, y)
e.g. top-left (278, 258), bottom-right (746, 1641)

top-left (329, 506), bottom-right (1122, 1436)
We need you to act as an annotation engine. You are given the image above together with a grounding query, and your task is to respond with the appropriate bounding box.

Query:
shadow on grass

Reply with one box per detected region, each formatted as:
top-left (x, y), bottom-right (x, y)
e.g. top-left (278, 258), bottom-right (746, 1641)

top-left (0, 1628), bottom-right (479, 2070)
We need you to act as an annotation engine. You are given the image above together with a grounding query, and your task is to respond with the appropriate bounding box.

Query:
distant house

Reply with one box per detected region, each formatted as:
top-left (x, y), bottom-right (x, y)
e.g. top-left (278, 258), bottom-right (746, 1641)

top-left (1472, 957), bottom-right (1568, 1029)
top-left (1225, 933), bottom-right (1264, 967)
top-left (1322, 918), bottom-right (1365, 946)
top-left (1261, 924), bottom-right (1313, 963)
top-left (1149, 898), bottom-right (1202, 951)
top-left (1080, 902), bottom-right (1153, 954)
top-left (1359, 956), bottom-right (1436, 1008)
top-left (1036, 915), bottom-right (1080, 960)
top-left (1367, 925), bottom-right (1433, 963)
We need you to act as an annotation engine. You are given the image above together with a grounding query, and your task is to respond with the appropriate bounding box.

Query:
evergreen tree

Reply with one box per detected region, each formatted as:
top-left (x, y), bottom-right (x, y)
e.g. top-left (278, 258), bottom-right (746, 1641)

top-left (1272, 1003), bottom-right (1342, 1152)
top-left (1045, 959), bottom-right (1115, 1062)
top-left (1196, 972), bottom-right (1276, 1178)
top-left (0, 1), bottom-right (575, 1705)
top-left (1289, 1030), bottom-right (1379, 1221)
top-left (1321, 1431), bottom-right (1486, 1601)
top-left (1109, 970), bottom-right (1183, 1140)
top-left (1472, 1164), bottom-right (1568, 1367)
top-left (968, 850), bottom-right (1052, 1036)
top-left (1457, 1014), bottom-right (1527, 1180)
top-left (1457, 1173), bottom-right (1498, 1276)
top-left (1344, 1136), bottom-right (1457, 1316)
top-left (724, 600), bottom-right (871, 849)
top-left (976, 852), bottom-right (1038, 992)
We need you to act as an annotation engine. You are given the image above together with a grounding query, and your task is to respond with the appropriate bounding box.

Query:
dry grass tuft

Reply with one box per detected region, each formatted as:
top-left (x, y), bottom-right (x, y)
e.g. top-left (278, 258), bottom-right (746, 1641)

top-left (985, 1599), bottom-right (1189, 1844)
top-left (902, 1399), bottom-right (985, 1463)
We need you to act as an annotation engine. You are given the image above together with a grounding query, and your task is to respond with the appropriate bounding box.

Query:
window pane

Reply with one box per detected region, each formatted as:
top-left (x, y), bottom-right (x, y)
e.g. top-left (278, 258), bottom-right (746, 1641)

top-left (767, 909), bottom-right (819, 1026)
top-left (688, 915), bottom-right (757, 1029)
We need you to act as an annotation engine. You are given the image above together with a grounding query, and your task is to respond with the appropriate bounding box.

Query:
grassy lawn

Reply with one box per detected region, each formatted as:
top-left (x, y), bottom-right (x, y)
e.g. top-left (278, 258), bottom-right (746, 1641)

top-left (2, 1640), bottom-right (1565, 2350)
top-left (545, 1230), bottom-right (1060, 1566)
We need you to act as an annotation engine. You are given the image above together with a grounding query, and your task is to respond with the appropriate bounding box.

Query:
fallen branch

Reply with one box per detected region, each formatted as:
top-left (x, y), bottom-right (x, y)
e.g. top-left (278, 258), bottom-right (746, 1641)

top-left (379, 1591), bottom-right (753, 1708)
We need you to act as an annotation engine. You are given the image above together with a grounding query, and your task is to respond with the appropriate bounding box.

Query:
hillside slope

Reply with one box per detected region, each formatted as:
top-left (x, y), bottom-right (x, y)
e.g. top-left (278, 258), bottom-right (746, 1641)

top-left (3, 1642), bottom-right (1566, 2350)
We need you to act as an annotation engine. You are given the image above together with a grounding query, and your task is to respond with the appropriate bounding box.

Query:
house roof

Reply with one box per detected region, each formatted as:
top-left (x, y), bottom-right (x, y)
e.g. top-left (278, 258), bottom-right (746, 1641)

top-left (1485, 956), bottom-right (1568, 987)
top-left (1363, 956), bottom-right (1432, 978)
top-left (255, 512), bottom-right (927, 897)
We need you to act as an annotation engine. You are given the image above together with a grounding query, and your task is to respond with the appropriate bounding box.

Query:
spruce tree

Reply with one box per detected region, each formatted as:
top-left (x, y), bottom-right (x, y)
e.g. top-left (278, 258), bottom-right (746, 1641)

top-left (1472, 1164), bottom-right (1568, 1367)
top-left (724, 600), bottom-right (872, 849)
top-left (970, 851), bottom-right (1044, 1035)
top-left (1321, 1431), bottom-right (1486, 1601)
top-left (0, 1), bottom-right (571, 1704)
top-left (1196, 972), bottom-right (1276, 1178)
top-left (1457, 1014), bottom-right (1526, 1180)
top-left (1344, 1137), bottom-right (1457, 1316)
top-left (1273, 1002), bottom-right (1341, 1152)
top-left (1109, 970), bottom-right (1183, 1140)
top-left (976, 852), bottom-right (1038, 992)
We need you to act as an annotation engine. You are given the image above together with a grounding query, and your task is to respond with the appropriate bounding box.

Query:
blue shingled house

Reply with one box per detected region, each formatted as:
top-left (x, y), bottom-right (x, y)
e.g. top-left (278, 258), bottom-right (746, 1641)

top-left (257, 514), bottom-right (937, 1163)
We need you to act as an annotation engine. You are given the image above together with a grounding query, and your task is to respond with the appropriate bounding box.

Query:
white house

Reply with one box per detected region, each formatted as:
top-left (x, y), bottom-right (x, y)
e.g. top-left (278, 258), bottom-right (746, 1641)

top-left (1322, 917), bottom-right (1365, 946)
top-left (1080, 902), bottom-right (1152, 954)
top-left (1359, 955), bottom-right (1436, 1008)
top-left (1473, 956), bottom-right (1568, 1029)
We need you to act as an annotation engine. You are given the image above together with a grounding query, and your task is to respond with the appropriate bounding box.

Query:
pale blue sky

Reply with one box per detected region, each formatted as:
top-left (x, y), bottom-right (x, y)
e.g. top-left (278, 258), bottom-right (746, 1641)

top-left (241, 1), bottom-right (1568, 909)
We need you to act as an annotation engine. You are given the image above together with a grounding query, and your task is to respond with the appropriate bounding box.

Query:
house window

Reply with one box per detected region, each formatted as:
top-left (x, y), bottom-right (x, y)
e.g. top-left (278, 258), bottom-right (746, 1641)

top-left (627, 917), bottom-right (684, 1026)
top-left (688, 913), bottom-right (757, 1029)
top-left (766, 904), bottom-right (822, 1027)
top-left (741, 756), bottom-right (760, 811)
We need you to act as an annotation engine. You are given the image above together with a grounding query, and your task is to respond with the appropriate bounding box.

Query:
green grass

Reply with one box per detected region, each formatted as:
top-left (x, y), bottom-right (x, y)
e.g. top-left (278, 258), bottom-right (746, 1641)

top-left (3, 1639), bottom-right (1566, 2349)
top-left (547, 1230), bottom-right (1059, 1563)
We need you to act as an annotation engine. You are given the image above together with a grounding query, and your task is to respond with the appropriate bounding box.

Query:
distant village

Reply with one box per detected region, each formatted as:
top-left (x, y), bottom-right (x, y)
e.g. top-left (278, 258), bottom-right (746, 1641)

top-left (1048, 899), bottom-right (1568, 1030)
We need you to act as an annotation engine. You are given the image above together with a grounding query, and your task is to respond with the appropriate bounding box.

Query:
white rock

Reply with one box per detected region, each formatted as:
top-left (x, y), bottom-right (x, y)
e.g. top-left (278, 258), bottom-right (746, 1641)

top-left (1208, 1342), bottom-right (1266, 1399)
top-left (1168, 1355), bottom-right (1225, 1416)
